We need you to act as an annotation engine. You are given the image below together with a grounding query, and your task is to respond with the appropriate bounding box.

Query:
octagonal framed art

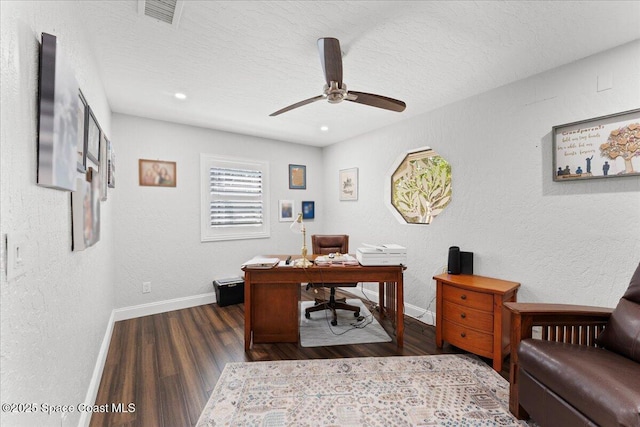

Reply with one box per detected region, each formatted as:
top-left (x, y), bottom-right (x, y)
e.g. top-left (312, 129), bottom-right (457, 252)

top-left (385, 146), bottom-right (452, 225)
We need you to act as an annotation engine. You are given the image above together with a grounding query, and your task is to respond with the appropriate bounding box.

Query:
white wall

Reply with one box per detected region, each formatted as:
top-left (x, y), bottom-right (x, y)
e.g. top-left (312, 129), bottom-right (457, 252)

top-left (112, 114), bottom-right (324, 308)
top-left (0, 2), bottom-right (114, 427)
top-left (323, 40), bottom-right (640, 314)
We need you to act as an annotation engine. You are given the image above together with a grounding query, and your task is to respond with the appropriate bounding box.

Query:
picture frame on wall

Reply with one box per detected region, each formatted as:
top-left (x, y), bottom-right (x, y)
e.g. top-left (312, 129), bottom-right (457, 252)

top-left (36, 32), bottom-right (78, 191)
top-left (339, 167), bottom-right (358, 200)
top-left (86, 107), bottom-right (100, 165)
top-left (99, 130), bottom-right (108, 201)
top-left (138, 159), bottom-right (176, 187)
top-left (552, 108), bottom-right (640, 181)
top-left (76, 90), bottom-right (88, 173)
top-left (302, 201), bottom-right (315, 219)
top-left (278, 199), bottom-right (294, 222)
top-left (288, 164), bottom-right (306, 189)
top-left (107, 139), bottom-right (115, 188)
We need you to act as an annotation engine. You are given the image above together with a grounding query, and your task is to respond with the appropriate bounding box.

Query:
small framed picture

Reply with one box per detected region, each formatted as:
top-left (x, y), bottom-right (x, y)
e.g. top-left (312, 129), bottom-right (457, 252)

top-left (139, 159), bottom-right (176, 187)
top-left (302, 201), bottom-right (315, 220)
top-left (107, 139), bottom-right (115, 188)
top-left (99, 131), bottom-right (108, 201)
top-left (289, 164), bottom-right (306, 189)
top-left (86, 107), bottom-right (100, 165)
top-left (76, 90), bottom-right (88, 173)
top-left (278, 200), bottom-right (294, 222)
top-left (339, 167), bottom-right (358, 200)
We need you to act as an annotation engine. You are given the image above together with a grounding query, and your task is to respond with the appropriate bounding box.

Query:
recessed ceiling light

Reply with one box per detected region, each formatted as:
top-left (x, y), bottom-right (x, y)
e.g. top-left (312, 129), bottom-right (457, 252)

top-left (320, 125), bottom-right (329, 132)
top-left (174, 92), bottom-right (187, 100)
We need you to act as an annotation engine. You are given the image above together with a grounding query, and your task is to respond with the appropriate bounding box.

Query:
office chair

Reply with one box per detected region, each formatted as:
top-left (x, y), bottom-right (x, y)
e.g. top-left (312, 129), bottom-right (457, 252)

top-left (305, 235), bottom-right (360, 326)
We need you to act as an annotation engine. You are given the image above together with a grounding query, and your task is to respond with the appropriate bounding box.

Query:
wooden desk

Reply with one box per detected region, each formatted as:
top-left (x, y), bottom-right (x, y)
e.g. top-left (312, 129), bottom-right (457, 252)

top-left (243, 256), bottom-right (405, 350)
top-left (434, 273), bottom-right (520, 371)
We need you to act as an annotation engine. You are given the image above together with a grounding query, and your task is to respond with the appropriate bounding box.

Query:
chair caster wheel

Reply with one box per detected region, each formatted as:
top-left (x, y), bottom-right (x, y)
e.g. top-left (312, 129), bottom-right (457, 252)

top-left (331, 320), bottom-right (337, 326)
top-left (354, 312), bottom-right (360, 317)
top-left (305, 312), bottom-right (310, 319)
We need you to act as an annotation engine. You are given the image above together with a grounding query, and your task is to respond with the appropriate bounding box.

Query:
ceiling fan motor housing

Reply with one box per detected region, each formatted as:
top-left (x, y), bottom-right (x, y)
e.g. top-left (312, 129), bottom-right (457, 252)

top-left (324, 81), bottom-right (348, 104)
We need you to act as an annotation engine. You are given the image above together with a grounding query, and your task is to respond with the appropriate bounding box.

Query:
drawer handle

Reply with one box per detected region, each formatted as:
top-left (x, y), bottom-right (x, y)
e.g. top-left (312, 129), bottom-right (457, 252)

top-left (460, 294), bottom-right (467, 300)
top-left (460, 313), bottom-right (466, 319)
top-left (460, 332), bottom-right (466, 338)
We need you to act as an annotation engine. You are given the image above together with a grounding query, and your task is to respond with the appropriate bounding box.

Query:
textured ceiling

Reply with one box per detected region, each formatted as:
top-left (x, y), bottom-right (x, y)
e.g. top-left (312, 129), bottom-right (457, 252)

top-left (74, 1), bottom-right (640, 147)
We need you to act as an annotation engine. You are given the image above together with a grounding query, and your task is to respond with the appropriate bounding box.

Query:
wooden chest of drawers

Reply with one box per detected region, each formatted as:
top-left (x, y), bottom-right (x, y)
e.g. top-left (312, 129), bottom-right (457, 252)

top-left (434, 274), bottom-right (520, 371)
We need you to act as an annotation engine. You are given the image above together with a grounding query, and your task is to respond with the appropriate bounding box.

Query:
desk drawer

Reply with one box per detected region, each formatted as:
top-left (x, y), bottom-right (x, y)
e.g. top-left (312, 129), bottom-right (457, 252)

top-left (442, 285), bottom-right (492, 311)
top-left (442, 301), bottom-right (493, 333)
top-left (443, 321), bottom-right (493, 357)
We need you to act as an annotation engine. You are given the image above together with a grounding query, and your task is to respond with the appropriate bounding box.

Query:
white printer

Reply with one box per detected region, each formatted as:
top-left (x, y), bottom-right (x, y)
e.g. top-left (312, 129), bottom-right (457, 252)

top-left (356, 244), bottom-right (407, 266)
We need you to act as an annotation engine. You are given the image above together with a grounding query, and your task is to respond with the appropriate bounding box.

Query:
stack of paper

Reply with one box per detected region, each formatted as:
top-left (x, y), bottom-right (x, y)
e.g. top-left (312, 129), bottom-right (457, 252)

top-left (241, 257), bottom-right (280, 269)
top-left (314, 254), bottom-right (359, 266)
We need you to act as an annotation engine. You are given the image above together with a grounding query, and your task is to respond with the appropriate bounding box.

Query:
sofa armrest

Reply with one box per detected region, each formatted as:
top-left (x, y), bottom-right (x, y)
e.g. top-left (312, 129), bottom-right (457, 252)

top-left (503, 302), bottom-right (613, 419)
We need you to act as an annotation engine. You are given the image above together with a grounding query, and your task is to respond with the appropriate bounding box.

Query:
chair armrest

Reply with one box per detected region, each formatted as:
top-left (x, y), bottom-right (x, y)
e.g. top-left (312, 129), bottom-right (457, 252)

top-left (504, 302), bottom-right (612, 344)
top-left (504, 302), bottom-right (613, 419)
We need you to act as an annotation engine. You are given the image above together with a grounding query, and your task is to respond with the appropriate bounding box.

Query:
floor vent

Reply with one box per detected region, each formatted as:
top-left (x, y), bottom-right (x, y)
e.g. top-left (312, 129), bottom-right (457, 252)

top-left (138, 0), bottom-right (184, 27)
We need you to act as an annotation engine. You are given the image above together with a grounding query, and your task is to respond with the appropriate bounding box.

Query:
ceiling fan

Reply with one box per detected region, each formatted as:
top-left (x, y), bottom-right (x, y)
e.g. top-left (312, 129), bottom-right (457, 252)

top-left (269, 37), bottom-right (406, 117)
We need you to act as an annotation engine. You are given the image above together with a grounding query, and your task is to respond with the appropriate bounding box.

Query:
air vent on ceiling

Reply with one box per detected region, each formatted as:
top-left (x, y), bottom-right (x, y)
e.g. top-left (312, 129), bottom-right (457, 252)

top-left (138, 0), bottom-right (184, 27)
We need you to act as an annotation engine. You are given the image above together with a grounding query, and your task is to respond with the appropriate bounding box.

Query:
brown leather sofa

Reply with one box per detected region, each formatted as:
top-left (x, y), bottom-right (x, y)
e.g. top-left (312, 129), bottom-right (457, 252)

top-left (505, 262), bottom-right (640, 427)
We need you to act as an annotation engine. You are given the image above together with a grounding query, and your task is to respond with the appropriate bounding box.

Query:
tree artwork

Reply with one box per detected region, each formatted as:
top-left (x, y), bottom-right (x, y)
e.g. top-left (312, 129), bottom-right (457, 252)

top-left (599, 123), bottom-right (640, 174)
top-left (391, 148), bottom-right (451, 224)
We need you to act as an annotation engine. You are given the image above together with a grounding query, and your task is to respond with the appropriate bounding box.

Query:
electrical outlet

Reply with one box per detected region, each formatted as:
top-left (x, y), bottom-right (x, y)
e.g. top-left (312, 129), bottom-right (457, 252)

top-left (142, 281), bottom-right (151, 293)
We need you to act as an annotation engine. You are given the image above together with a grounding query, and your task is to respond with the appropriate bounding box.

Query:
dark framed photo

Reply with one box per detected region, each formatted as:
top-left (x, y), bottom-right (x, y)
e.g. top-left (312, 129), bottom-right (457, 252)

top-left (76, 90), bottom-right (88, 173)
top-left (139, 159), bottom-right (176, 187)
top-left (86, 107), bottom-right (100, 164)
top-left (289, 164), bottom-right (306, 189)
top-left (553, 108), bottom-right (640, 181)
top-left (302, 201), bottom-right (315, 219)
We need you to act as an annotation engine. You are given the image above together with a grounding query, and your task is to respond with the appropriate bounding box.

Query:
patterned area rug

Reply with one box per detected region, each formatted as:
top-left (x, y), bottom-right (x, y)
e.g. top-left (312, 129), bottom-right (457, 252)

top-left (196, 354), bottom-right (529, 426)
top-left (300, 299), bottom-right (392, 347)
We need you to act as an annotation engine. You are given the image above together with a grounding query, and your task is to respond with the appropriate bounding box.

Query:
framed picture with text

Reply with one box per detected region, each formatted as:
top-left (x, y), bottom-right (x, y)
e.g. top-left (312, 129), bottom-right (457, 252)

top-left (339, 167), bottom-right (358, 200)
top-left (553, 109), bottom-right (640, 181)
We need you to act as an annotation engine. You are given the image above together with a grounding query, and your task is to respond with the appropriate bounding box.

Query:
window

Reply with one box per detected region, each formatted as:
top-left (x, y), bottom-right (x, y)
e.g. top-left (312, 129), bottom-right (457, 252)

top-left (201, 154), bottom-right (270, 241)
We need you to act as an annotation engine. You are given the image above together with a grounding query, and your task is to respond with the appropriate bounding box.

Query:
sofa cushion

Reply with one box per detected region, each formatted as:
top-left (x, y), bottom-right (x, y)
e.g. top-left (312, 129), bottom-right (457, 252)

top-left (597, 262), bottom-right (640, 362)
top-left (518, 339), bottom-right (640, 427)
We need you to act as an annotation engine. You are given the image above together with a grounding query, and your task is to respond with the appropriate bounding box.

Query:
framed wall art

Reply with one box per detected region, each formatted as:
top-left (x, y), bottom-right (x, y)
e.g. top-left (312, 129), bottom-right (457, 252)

top-left (107, 139), bottom-right (115, 188)
top-left (302, 201), bottom-right (315, 219)
top-left (288, 164), bottom-right (306, 189)
top-left (99, 130), bottom-right (108, 200)
top-left (339, 167), bottom-right (358, 200)
top-left (86, 107), bottom-right (100, 164)
top-left (76, 90), bottom-right (88, 173)
top-left (553, 108), bottom-right (640, 181)
top-left (36, 32), bottom-right (79, 191)
top-left (278, 200), bottom-right (294, 222)
top-left (139, 159), bottom-right (176, 187)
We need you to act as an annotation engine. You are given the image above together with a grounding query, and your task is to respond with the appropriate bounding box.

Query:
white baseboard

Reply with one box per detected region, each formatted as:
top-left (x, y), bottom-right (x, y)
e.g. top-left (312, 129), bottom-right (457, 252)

top-left (79, 310), bottom-right (116, 427)
top-left (113, 292), bottom-right (217, 321)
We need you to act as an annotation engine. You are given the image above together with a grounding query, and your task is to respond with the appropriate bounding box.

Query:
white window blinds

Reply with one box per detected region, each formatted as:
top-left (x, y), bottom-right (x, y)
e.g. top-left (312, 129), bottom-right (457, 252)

top-left (210, 167), bottom-right (263, 227)
top-left (201, 154), bottom-right (270, 241)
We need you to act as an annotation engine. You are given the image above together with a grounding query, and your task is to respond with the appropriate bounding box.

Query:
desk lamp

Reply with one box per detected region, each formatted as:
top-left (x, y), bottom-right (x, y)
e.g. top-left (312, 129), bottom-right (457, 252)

top-left (290, 212), bottom-right (312, 267)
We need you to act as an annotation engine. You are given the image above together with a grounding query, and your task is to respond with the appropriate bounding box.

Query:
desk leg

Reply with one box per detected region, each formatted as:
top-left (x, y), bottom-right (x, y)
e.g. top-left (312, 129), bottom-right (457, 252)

top-left (244, 273), bottom-right (251, 351)
top-left (378, 282), bottom-right (385, 319)
top-left (396, 274), bottom-right (404, 347)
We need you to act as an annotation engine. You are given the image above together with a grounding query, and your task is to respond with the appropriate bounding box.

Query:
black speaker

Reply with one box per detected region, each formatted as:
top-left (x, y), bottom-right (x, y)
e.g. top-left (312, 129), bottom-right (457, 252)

top-left (460, 251), bottom-right (474, 275)
top-left (447, 246), bottom-right (461, 274)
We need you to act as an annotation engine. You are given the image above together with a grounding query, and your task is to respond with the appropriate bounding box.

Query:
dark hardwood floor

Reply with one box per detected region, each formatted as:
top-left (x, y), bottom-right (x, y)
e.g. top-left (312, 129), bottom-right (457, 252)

top-left (90, 286), bottom-right (507, 427)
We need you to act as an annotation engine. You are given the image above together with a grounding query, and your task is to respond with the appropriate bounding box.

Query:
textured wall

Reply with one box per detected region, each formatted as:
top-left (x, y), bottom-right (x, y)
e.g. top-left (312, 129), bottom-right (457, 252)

top-left (0, 2), bottom-right (114, 427)
top-left (323, 40), bottom-right (640, 314)
top-left (112, 114), bottom-right (324, 308)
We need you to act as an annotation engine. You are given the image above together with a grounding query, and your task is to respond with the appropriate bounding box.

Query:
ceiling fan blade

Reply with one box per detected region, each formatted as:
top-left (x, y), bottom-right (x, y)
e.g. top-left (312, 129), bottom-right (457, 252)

top-left (347, 91), bottom-right (406, 112)
top-left (269, 95), bottom-right (325, 117)
top-left (317, 37), bottom-right (343, 86)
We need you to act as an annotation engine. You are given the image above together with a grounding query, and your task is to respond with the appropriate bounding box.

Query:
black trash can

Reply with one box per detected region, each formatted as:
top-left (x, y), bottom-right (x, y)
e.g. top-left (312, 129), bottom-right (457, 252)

top-left (213, 276), bottom-right (244, 307)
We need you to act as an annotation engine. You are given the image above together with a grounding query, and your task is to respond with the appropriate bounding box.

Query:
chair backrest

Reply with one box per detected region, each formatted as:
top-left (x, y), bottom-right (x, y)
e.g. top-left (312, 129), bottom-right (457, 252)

top-left (597, 262), bottom-right (640, 362)
top-left (311, 235), bottom-right (349, 255)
